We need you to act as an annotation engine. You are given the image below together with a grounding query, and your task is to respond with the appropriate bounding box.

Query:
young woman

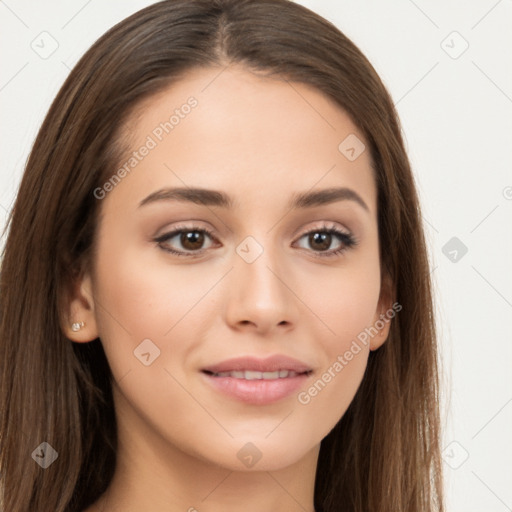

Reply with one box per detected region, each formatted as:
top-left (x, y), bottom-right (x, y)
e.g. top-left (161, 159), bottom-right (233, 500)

top-left (0, 1), bottom-right (443, 511)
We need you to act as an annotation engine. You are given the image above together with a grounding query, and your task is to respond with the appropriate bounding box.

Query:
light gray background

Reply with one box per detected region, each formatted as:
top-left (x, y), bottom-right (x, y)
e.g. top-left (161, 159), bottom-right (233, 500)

top-left (1, 1), bottom-right (511, 510)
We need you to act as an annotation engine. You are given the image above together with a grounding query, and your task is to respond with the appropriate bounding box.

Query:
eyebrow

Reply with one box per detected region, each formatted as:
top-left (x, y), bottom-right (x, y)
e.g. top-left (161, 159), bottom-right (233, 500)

top-left (138, 186), bottom-right (369, 212)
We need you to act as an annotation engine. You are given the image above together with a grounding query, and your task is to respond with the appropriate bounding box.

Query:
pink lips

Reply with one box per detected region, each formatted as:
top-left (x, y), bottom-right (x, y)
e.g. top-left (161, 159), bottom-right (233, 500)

top-left (202, 355), bottom-right (312, 374)
top-left (201, 355), bottom-right (313, 405)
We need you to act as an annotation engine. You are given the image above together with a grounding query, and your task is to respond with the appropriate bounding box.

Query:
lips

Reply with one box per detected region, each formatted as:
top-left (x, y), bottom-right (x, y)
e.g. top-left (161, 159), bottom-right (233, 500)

top-left (202, 354), bottom-right (312, 376)
top-left (207, 369), bottom-right (303, 380)
top-left (201, 355), bottom-right (313, 404)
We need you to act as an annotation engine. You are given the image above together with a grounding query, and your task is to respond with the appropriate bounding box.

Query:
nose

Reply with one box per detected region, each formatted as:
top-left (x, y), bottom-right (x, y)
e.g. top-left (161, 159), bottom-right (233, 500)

top-left (224, 244), bottom-right (300, 335)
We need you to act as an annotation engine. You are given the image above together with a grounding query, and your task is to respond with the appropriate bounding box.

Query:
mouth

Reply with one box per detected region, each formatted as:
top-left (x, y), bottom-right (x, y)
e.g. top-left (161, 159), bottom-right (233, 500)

top-left (200, 355), bottom-right (314, 405)
top-left (201, 370), bottom-right (312, 405)
top-left (202, 369), bottom-right (312, 380)
top-left (201, 354), bottom-right (313, 375)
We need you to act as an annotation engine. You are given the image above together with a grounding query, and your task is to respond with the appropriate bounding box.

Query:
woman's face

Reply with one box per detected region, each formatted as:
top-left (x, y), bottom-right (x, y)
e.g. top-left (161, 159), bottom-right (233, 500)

top-left (77, 65), bottom-right (390, 472)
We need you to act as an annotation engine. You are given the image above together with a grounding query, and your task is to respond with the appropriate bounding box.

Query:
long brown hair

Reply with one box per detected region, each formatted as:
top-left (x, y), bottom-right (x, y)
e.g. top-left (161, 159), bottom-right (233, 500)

top-left (0, 1), bottom-right (443, 510)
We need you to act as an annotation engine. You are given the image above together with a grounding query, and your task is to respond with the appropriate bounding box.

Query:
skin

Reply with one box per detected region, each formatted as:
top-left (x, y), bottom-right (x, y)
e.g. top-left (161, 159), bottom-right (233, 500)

top-left (64, 65), bottom-right (392, 512)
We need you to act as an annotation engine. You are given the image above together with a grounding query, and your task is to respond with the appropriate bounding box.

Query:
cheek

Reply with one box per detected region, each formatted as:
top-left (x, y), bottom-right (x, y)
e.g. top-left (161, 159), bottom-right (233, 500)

top-left (301, 255), bottom-right (381, 351)
top-left (93, 232), bottom-right (221, 330)
top-left (90, 238), bottom-right (212, 379)
top-left (292, 268), bottom-right (380, 434)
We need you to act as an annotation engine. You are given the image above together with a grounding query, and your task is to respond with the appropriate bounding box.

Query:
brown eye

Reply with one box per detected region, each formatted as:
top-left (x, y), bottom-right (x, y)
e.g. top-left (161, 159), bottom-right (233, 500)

top-left (181, 231), bottom-right (205, 250)
top-left (308, 232), bottom-right (332, 251)
top-left (294, 226), bottom-right (357, 258)
top-left (155, 227), bottom-right (216, 256)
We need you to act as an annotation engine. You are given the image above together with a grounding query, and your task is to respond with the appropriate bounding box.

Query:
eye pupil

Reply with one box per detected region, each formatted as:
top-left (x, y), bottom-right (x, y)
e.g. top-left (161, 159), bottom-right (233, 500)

top-left (181, 231), bottom-right (204, 250)
top-left (309, 232), bottom-right (331, 251)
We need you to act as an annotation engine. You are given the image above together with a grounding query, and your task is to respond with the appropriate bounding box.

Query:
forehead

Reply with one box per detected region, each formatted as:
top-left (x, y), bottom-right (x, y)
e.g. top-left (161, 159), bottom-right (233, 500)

top-left (111, 65), bottom-right (377, 215)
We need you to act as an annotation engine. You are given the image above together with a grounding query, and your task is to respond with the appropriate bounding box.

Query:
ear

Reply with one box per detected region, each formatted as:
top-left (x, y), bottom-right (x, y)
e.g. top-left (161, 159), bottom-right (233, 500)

top-left (60, 271), bottom-right (99, 343)
top-left (369, 269), bottom-right (395, 351)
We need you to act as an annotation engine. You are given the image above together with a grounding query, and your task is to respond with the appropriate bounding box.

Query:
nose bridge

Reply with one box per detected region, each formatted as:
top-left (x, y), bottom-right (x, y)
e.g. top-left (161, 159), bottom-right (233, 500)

top-left (225, 232), bottom-right (298, 331)
top-left (236, 233), bottom-right (286, 301)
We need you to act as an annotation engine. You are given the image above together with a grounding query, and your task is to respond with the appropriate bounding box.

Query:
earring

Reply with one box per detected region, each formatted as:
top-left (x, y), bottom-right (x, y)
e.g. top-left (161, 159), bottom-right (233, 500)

top-left (71, 321), bottom-right (85, 332)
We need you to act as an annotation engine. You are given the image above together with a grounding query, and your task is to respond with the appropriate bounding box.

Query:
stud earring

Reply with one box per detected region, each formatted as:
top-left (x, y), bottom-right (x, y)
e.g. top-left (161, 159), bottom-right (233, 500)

top-left (71, 321), bottom-right (85, 332)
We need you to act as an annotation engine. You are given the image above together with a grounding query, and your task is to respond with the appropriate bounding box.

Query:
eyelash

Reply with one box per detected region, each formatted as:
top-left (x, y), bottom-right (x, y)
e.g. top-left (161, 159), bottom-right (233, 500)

top-left (154, 223), bottom-right (358, 259)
